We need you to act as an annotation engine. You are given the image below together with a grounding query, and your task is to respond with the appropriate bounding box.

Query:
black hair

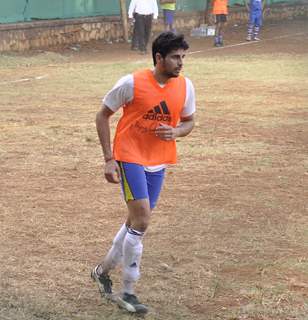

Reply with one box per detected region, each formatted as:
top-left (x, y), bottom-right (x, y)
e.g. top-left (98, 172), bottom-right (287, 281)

top-left (152, 32), bottom-right (189, 66)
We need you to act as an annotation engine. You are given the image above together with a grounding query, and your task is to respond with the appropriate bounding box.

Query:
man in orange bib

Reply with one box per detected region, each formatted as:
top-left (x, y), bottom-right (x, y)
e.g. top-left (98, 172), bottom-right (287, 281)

top-left (92, 32), bottom-right (196, 314)
top-left (212, 0), bottom-right (228, 47)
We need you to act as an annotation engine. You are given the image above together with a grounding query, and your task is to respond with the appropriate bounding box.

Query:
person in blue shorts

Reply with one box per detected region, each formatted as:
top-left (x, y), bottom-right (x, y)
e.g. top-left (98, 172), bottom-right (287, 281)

top-left (160, 0), bottom-right (177, 32)
top-left (91, 32), bottom-right (196, 315)
top-left (246, 0), bottom-right (263, 41)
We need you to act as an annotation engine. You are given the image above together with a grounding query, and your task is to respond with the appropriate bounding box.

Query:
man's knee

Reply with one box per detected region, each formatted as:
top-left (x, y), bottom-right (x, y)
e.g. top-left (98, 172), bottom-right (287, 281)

top-left (127, 200), bottom-right (151, 232)
top-left (133, 209), bottom-right (151, 231)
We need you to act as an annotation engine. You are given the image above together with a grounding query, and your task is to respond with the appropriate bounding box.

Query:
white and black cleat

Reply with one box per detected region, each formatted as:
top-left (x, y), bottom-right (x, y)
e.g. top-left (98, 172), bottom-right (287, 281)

top-left (117, 293), bottom-right (149, 314)
top-left (91, 265), bottom-right (117, 302)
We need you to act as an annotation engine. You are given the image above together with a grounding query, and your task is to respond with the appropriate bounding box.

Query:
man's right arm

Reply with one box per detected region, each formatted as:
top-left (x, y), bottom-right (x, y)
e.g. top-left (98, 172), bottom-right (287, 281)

top-left (96, 105), bottom-right (121, 183)
top-left (96, 74), bottom-right (133, 183)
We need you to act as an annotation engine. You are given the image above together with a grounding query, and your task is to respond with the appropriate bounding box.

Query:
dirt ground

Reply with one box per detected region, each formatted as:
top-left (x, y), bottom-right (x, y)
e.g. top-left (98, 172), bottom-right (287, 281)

top-left (0, 18), bottom-right (308, 320)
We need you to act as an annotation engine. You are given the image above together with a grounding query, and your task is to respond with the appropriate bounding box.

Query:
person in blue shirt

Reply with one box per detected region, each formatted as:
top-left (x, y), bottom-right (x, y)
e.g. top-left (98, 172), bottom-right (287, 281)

top-left (246, 0), bottom-right (263, 41)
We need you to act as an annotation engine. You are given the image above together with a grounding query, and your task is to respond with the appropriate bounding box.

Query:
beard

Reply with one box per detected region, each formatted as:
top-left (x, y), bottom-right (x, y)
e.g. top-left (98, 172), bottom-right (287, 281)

top-left (164, 69), bottom-right (181, 78)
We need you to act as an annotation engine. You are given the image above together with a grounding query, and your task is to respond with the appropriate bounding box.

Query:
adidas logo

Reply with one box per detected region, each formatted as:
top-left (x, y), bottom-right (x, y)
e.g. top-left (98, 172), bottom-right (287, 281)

top-left (143, 101), bottom-right (171, 122)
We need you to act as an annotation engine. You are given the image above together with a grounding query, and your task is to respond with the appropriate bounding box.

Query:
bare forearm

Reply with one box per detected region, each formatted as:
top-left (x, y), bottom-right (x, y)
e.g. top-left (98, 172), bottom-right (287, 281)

top-left (155, 117), bottom-right (194, 141)
top-left (96, 108), bottom-right (113, 161)
top-left (174, 119), bottom-right (195, 138)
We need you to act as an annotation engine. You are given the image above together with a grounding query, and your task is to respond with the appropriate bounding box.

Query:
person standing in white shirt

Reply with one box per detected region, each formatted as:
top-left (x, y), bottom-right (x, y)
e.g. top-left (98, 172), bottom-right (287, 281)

top-left (128, 0), bottom-right (159, 54)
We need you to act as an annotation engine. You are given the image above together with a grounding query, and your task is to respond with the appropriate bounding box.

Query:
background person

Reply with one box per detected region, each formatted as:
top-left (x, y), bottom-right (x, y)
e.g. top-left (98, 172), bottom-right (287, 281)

top-left (160, 0), bottom-right (177, 32)
top-left (246, 0), bottom-right (263, 41)
top-left (128, 0), bottom-right (159, 54)
top-left (92, 32), bottom-right (196, 314)
top-left (212, 0), bottom-right (228, 47)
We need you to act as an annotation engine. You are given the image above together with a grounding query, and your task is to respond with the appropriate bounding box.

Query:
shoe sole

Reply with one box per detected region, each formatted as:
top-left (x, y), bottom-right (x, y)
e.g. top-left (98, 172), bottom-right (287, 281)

top-left (116, 297), bottom-right (148, 314)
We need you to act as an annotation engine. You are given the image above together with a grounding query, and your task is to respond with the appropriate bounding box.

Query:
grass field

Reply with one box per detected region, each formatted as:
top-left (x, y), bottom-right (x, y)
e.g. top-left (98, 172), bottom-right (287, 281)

top-left (0, 20), bottom-right (308, 320)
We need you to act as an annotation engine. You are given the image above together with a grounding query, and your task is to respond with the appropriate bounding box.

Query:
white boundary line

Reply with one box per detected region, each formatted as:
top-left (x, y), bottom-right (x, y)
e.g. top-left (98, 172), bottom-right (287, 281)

top-left (188, 32), bottom-right (306, 55)
top-left (0, 74), bottom-right (48, 85)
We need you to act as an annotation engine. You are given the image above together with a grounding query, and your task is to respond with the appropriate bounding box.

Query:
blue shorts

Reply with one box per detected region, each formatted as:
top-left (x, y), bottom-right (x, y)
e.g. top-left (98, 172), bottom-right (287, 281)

top-left (118, 161), bottom-right (165, 209)
top-left (215, 14), bottom-right (227, 23)
top-left (249, 11), bottom-right (262, 27)
top-left (163, 9), bottom-right (175, 25)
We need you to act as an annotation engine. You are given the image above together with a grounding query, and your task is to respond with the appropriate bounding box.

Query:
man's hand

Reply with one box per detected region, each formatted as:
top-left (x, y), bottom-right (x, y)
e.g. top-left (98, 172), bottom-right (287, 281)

top-left (155, 116), bottom-right (195, 141)
top-left (129, 18), bottom-right (134, 26)
top-left (104, 159), bottom-right (121, 183)
top-left (155, 123), bottom-right (177, 141)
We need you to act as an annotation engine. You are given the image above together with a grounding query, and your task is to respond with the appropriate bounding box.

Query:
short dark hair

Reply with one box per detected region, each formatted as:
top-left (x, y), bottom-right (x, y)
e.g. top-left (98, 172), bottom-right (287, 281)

top-left (152, 32), bottom-right (189, 66)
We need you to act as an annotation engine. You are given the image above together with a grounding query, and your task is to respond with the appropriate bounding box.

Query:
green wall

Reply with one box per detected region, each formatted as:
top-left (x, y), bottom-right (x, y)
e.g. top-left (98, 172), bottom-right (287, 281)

top-left (0, 0), bottom-right (124, 23)
top-left (177, 0), bottom-right (206, 11)
top-left (0, 0), bottom-right (296, 24)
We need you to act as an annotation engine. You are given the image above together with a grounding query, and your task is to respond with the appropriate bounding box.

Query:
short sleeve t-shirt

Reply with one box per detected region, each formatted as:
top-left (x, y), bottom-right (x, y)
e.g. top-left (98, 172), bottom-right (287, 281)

top-left (103, 72), bottom-right (196, 171)
top-left (161, 3), bottom-right (176, 10)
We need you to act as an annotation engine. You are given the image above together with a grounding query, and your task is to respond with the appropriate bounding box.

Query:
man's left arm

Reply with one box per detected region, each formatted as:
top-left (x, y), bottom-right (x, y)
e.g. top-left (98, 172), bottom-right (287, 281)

top-left (175, 114), bottom-right (195, 137)
top-left (156, 77), bottom-right (196, 140)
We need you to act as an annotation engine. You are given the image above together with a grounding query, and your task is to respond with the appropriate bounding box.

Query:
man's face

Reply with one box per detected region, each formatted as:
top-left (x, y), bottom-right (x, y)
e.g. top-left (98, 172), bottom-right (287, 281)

top-left (158, 48), bottom-right (186, 78)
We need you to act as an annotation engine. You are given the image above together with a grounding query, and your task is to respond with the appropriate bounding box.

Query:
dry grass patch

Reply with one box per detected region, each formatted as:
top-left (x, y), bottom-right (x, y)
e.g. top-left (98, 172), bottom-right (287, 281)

top-left (1, 25), bottom-right (308, 320)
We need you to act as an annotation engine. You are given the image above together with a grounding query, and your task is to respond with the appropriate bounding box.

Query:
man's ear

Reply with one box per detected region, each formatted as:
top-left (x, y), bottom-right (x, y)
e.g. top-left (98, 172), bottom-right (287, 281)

top-left (156, 52), bottom-right (163, 64)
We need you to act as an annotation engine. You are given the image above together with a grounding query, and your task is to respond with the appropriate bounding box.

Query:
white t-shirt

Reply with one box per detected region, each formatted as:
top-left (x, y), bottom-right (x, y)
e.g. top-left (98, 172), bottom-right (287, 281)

top-left (128, 0), bottom-right (159, 19)
top-left (103, 72), bottom-right (196, 171)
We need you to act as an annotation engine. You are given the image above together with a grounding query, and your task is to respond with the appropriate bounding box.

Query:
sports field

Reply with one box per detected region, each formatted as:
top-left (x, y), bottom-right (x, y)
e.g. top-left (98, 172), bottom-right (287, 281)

top-left (0, 19), bottom-right (307, 320)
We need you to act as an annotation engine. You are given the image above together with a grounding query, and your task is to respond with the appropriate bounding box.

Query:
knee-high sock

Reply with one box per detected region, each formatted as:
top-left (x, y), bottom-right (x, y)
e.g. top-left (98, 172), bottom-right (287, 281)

top-left (122, 229), bottom-right (144, 294)
top-left (253, 25), bottom-right (260, 38)
top-left (101, 223), bottom-right (127, 273)
top-left (247, 24), bottom-right (254, 38)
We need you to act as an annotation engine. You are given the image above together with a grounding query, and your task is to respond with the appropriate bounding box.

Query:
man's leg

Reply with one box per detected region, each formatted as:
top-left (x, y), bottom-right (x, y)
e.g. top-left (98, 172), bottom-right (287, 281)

top-left (131, 12), bottom-right (139, 50)
top-left (119, 199), bottom-right (151, 313)
top-left (122, 225), bottom-right (145, 295)
top-left (253, 14), bottom-right (262, 41)
top-left (143, 15), bottom-right (153, 53)
top-left (133, 14), bottom-right (145, 53)
top-left (214, 20), bottom-right (221, 47)
top-left (253, 24), bottom-right (260, 40)
top-left (135, 15), bottom-right (146, 53)
top-left (218, 21), bottom-right (225, 46)
top-left (169, 10), bottom-right (176, 33)
top-left (99, 223), bottom-right (128, 272)
top-left (164, 9), bottom-right (175, 32)
top-left (117, 199), bottom-right (150, 314)
top-left (247, 23), bottom-right (253, 41)
top-left (91, 223), bottom-right (127, 299)
top-left (116, 164), bottom-right (165, 314)
top-left (247, 13), bottom-right (255, 41)
top-left (163, 9), bottom-right (169, 31)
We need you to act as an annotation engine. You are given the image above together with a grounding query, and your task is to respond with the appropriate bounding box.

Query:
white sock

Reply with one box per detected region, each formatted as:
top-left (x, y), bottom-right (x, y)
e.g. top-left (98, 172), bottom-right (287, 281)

top-left (101, 223), bottom-right (127, 273)
top-left (122, 230), bottom-right (144, 295)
